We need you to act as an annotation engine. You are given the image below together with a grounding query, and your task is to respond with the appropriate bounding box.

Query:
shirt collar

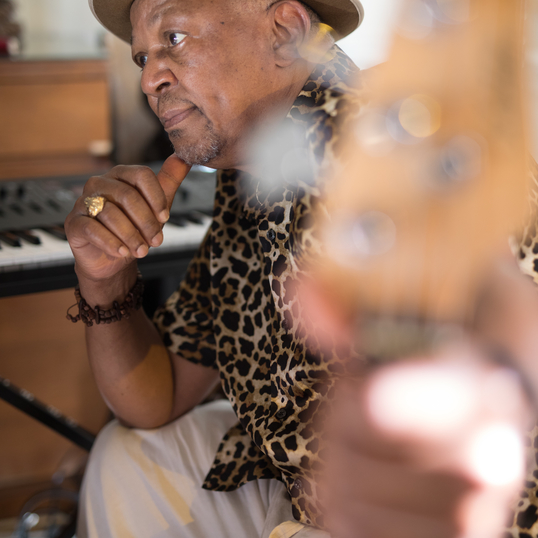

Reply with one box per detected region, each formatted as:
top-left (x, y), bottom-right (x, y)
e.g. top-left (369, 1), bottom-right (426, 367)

top-left (233, 45), bottom-right (358, 223)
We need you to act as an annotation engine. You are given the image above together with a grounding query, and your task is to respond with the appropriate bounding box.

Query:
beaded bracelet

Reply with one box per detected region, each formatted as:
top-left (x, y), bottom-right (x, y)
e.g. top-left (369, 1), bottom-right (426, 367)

top-left (66, 275), bottom-right (144, 327)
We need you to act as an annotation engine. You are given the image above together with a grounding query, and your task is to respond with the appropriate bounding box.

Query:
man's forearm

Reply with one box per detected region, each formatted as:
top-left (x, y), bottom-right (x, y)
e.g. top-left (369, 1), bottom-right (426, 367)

top-left (79, 264), bottom-right (175, 428)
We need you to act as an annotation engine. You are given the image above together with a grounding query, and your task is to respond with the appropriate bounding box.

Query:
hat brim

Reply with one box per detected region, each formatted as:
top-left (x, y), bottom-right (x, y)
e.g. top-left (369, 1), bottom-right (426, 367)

top-left (90, 0), bottom-right (363, 44)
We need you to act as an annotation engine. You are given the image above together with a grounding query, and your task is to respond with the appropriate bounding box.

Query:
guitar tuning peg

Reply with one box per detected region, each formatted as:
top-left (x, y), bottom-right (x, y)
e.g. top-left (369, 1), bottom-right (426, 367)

top-left (355, 109), bottom-right (395, 156)
top-left (387, 95), bottom-right (442, 144)
top-left (355, 95), bottom-right (441, 152)
top-left (246, 119), bottom-right (315, 194)
top-left (326, 211), bottom-right (397, 266)
top-left (397, 0), bottom-right (471, 40)
top-left (397, 0), bottom-right (436, 40)
top-left (430, 0), bottom-right (471, 24)
top-left (433, 134), bottom-right (483, 187)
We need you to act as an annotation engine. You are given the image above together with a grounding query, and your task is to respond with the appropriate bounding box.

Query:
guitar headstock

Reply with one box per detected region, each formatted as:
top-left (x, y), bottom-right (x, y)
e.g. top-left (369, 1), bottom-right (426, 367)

top-left (313, 0), bottom-right (530, 338)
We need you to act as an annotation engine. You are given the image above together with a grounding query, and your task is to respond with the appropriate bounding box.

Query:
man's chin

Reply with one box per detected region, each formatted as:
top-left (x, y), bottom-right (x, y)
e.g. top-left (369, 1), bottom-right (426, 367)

top-left (169, 130), bottom-right (222, 167)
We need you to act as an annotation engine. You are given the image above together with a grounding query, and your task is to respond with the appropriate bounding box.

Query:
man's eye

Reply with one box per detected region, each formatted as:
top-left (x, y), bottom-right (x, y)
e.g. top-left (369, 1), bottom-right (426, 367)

top-left (169, 32), bottom-right (186, 46)
top-left (137, 55), bottom-right (148, 68)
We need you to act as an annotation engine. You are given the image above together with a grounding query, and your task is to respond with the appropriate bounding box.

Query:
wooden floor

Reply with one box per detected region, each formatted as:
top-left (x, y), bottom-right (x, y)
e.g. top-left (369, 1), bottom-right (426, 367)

top-left (0, 288), bottom-right (110, 518)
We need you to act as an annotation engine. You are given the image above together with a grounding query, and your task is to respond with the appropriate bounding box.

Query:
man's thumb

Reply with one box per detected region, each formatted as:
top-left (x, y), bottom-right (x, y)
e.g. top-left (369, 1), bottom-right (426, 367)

top-left (157, 154), bottom-right (191, 208)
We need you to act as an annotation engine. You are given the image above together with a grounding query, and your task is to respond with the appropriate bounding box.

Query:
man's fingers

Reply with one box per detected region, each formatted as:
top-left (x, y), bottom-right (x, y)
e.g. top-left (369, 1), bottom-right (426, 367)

top-left (104, 166), bottom-right (169, 225)
top-left (157, 154), bottom-right (191, 211)
top-left (95, 202), bottom-right (154, 258)
top-left (324, 441), bottom-right (475, 518)
top-left (328, 380), bottom-right (428, 463)
top-left (68, 215), bottom-right (131, 260)
top-left (326, 499), bottom-right (460, 538)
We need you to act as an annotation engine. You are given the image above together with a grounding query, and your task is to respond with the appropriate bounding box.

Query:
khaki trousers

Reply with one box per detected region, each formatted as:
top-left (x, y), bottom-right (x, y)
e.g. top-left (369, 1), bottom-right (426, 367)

top-left (77, 400), bottom-right (329, 538)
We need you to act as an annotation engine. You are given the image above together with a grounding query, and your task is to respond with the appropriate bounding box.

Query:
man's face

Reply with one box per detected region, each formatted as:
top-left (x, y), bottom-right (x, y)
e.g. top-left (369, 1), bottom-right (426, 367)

top-left (130, 0), bottom-right (278, 168)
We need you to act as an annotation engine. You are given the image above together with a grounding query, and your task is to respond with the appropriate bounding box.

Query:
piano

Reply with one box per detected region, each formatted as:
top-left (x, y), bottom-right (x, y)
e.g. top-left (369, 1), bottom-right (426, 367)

top-left (0, 165), bottom-right (215, 452)
top-left (0, 164), bottom-right (216, 299)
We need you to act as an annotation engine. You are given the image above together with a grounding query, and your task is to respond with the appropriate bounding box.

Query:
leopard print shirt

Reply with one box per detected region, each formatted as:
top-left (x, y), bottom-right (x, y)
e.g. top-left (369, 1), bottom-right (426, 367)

top-left (153, 46), bottom-right (364, 529)
top-left (505, 161), bottom-right (538, 538)
top-left (154, 47), bottom-right (538, 536)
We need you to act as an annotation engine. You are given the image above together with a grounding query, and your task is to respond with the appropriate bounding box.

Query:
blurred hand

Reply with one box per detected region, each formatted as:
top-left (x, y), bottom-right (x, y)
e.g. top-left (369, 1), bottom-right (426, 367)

top-left (64, 155), bottom-right (190, 281)
top-left (319, 345), bottom-right (532, 538)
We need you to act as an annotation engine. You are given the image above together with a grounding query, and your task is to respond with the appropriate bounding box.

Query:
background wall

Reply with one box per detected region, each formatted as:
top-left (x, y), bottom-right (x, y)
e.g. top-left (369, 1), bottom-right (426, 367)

top-left (14, 0), bottom-right (104, 57)
top-left (12, 0), bottom-right (401, 67)
top-left (339, 0), bottom-right (402, 68)
top-left (11, 0), bottom-right (538, 152)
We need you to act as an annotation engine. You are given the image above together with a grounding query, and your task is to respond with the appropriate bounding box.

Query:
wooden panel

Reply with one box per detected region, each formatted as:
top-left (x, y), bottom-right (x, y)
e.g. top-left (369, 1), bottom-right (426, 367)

top-left (0, 80), bottom-right (111, 158)
top-left (0, 289), bottom-right (110, 493)
top-left (0, 58), bottom-right (113, 518)
top-left (0, 154), bottom-right (112, 180)
top-left (0, 59), bottom-right (109, 85)
top-left (0, 477), bottom-right (80, 520)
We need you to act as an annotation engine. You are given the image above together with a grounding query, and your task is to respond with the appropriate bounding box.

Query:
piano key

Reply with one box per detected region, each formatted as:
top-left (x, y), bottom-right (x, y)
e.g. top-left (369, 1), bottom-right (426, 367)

top-left (0, 228), bottom-right (73, 271)
top-left (185, 211), bottom-right (205, 225)
top-left (0, 168), bottom-right (216, 281)
top-left (13, 230), bottom-right (41, 245)
top-left (0, 217), bottom-right (211, 272)
top-left (155, 216), bottom-right (211, 253)
top-left (0, 231), bottom-right (22, 247)
top-left (168, 215), bottom-right (188, 227)
top-left (41, 225), bottom-right (67, 241)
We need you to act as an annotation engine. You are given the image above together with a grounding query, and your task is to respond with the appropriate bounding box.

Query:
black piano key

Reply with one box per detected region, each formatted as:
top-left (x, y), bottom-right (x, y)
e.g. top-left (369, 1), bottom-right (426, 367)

top-left (13, 230), bottom-right (41, 245)
top-left (0, 231), bottom-right (22, 247)
top-left (186, 212), bottom-right (205, 225)
top-left (198, 208), bottom-right (214, 217)
top-left (41, 225), bottom-right (67, 241)
top-left (168, 215), bottom-right (188, 227)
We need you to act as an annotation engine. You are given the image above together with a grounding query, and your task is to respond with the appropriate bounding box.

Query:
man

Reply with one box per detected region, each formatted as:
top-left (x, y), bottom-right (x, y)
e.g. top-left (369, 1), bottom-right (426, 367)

top-left (65, 0), bottom-right (536, 537)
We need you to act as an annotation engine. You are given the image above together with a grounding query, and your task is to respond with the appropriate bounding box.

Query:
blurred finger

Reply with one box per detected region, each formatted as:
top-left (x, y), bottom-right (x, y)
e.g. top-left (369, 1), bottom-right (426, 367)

top-left (326, 499), bottom-right (460, 538)
top-left (328, 379), bottom-right (432, 463)
top-left (324, 443), bottom-right (475, 518)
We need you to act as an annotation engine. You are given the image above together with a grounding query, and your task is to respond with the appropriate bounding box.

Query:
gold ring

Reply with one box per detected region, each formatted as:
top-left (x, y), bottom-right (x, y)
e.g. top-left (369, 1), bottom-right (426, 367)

top-left (84, 195), bottom-right (106, 218)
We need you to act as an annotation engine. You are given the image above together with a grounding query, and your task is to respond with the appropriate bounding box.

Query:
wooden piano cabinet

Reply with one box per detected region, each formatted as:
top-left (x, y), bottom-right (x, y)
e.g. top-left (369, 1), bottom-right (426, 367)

top-left (0, 288), bottom-right (110, 518)
top-left (0, 58), bottom-right (112, 180)
top-left (0, 55), bottom-right (113, 517)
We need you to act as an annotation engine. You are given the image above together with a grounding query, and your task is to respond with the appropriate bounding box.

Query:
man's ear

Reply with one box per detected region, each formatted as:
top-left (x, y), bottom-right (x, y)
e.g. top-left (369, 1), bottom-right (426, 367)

top-left (269, 1), bottom-right (311, 67)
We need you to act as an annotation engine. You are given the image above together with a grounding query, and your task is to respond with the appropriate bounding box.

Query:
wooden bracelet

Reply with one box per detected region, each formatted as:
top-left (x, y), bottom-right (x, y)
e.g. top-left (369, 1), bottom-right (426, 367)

top-left (66, 275), bottom-right (144, 327)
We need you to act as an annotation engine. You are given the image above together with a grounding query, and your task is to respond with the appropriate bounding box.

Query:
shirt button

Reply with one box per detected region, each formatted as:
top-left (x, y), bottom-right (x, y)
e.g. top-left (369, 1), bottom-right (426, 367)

top-left (293, 478), bottom-right (303, 491)
top-left (275, 409), bottom-right (288, 421)
top-left (266, 229), bottom-right (276, 242)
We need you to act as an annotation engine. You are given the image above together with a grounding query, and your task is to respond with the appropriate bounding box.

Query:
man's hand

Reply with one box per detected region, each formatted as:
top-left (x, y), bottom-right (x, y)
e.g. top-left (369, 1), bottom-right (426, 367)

top-left (320, 348), bottom-right (531, 538)
top-left (65, 155), bottom-right (190, 282)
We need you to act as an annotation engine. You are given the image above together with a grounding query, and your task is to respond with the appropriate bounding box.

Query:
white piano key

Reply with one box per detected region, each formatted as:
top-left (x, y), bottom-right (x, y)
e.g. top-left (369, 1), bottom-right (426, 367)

top-left (0, 229), bottom-right (73, 271)
top-left (155, 215), bottom-right (211, 253)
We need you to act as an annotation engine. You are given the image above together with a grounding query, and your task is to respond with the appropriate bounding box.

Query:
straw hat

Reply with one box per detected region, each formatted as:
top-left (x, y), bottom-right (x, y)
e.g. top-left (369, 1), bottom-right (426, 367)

top-left (89, 0), bottom-right (364, 43)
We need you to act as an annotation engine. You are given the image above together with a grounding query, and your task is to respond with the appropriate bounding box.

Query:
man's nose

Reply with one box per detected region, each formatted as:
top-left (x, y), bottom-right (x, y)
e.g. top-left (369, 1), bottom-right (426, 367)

top-left (141, 54), bottom-right (178, 97)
